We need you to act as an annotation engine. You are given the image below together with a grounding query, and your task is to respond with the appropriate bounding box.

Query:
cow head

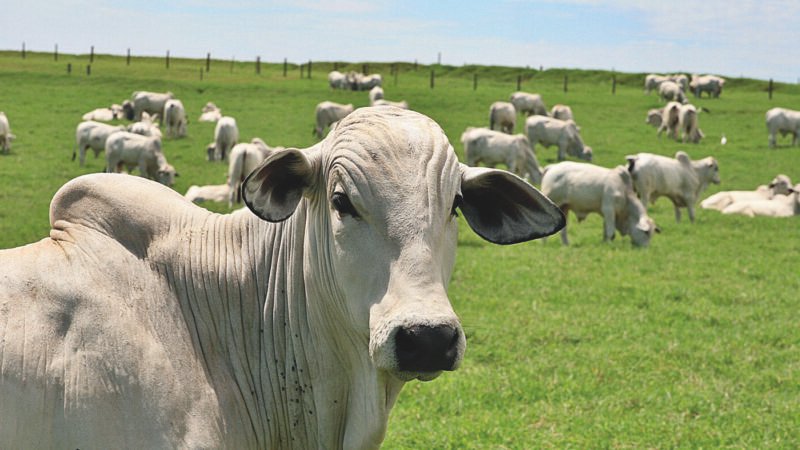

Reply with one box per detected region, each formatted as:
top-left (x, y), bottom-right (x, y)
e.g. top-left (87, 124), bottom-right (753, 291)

top-left (242, 107), bottom-right (564, 383)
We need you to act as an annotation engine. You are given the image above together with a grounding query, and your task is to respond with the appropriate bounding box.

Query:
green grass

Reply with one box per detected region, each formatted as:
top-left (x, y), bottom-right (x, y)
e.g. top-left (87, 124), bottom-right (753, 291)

top-left (1, 51), bottom-right (799, 448)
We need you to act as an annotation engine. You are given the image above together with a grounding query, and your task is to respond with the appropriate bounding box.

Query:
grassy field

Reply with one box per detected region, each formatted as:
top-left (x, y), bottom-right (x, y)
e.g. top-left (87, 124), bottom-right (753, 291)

top-left (1, 51), bottom-right (799, 448)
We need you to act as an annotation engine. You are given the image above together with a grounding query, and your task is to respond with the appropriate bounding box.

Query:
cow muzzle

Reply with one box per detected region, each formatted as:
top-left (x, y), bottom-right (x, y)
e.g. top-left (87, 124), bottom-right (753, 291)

top-left (395, 324), bottom-right (461, 373)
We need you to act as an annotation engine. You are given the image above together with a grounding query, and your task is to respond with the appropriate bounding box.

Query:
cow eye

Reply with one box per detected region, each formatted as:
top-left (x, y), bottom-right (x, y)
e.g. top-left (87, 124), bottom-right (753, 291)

top-left (451, 194), bottom-right (463, 218)
top-left (331, 192), bottom-right (359, 218)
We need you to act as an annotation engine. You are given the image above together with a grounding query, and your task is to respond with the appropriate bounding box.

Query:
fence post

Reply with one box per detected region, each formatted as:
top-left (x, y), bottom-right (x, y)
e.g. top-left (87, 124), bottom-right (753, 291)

top-left (256, 56), bottom-right (261, 74)
top-left (200, 67), bottom-right (203, 80)
top-left (206, 53), bottom-right (210, 72)
top-left (768, 78), bottom-right (773, 99)
top-left (67, 63), bottom-right (72, 74)
top-left (394, 67), bottom-right (398, 86)
top-left (612, 74), bottom-right (616, 95)
top-left (301, 64), bottom-right (305, 79)
top-left (166, 50), bottom-right (170, 69)
top-left (430, 70), bottom-right (435, 89)
top-left (54, 44), bottom-right (58, 61)
top-left (86, 65), bottom-right (91, 76)
top-left (334, 61), bottom-right (338, 71)
top-left (22, 42), bottom-right (25, 59)
top-left (474, 73), bottom-right (478, 90)
top-left (564, 75), bottom-right (568, 93)
top-left (362, 64), bottom-right (367, 74)
top-left (517, 74), bottom-right (521, 91)
top-left (283, 58), bottom-right (287, 77)
top-left (127, 48), bottom-right (131, 65)
top-left (90, 46), bottom-right (94, 63)
top-left (308, 60), bottom-right (312, 79)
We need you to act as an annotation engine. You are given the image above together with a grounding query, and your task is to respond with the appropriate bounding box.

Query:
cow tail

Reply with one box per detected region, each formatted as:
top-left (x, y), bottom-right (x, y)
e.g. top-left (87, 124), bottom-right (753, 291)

top-left (489, 109), bottom-right (496, 131)
top-left (236, 150), bottom-right (247, 204)
top-left (71, 141), bottom-right (77, 161)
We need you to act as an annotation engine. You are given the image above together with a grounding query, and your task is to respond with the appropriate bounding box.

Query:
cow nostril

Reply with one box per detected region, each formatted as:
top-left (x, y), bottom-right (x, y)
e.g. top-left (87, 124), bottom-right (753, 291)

top-left (394, 325), bottom-right (460, 373)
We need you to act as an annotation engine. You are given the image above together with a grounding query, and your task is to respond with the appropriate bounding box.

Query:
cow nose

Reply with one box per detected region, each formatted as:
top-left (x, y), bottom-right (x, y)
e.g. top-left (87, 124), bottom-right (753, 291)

top-left (395, 324), bottom-right (460, 373)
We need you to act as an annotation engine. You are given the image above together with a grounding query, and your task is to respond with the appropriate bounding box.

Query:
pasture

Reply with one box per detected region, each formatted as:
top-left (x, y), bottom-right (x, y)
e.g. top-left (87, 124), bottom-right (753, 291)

top-left (1, 51), bottom-right (798, 448)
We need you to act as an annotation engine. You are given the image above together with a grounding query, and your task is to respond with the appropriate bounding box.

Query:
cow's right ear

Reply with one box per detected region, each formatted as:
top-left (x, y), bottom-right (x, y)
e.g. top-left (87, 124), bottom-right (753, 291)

top-left (243, 148), bottom-right (318, 222)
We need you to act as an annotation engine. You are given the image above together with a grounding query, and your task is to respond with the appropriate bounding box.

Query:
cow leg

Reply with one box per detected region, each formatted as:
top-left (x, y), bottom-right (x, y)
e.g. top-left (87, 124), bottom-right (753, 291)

top-left (687, 204), bottom-right (696, 223)
top-left (793, 132), bottom-right (798, 147)
top-left (559, 206), bottom-right (570, 245)
top-left (557, 143), bottom-right (566, 161)
top-left (602, 204), bottom-right (616, 242)
top-left (674, 205), bottom-right (682, 223)
top-left (768, 132), bottom-right (776, 148)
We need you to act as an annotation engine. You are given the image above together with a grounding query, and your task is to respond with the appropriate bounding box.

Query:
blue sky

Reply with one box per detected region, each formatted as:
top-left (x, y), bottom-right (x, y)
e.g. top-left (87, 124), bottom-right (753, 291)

top-left (2, 0), bottom-right (798, 82)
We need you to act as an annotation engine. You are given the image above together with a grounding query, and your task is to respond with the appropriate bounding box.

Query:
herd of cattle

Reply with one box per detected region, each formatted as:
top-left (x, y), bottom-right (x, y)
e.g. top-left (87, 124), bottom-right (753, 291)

top-left (0, 67), bottom-right (797, 448)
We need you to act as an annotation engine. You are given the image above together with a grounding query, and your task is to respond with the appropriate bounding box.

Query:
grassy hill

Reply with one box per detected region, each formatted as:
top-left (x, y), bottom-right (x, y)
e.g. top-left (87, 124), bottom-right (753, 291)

top-left (1, 51), bottom-right (798, 448)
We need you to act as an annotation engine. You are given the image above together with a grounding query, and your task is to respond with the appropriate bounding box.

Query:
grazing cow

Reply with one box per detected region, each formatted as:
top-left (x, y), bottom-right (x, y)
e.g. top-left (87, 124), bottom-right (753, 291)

top-left (489, 101), bottom-right (517, 134)
top-left (369, 86), bottom-right (385, 104)
top-left (314, 101), bottom-right (354, 138)
top-left (765, 107), bottom-right (800, 147)
top-left (372, 99), bottom-right (409, 109)
top-left (184, 183), bottom-right (231, 204)
top-left (669, 74), bottom-right (689, 92)
top-left (658, 81), bottom-right (687, 104)
top-left (73, 121), bottom-right (126, 166)
top-left (550, 104), bottom-right (574, 122)
top-left (646, 107), bottom-right (664, 128)
top-left (0, 111), bottom-right (14, 154)
top-left (227, 138), bottom-right (277, 207)
top-left (355, 73), bottom-right (382, 91)
top-left (509, 91), bottom-right (548, 116)
top-left (105, 131), bottom-right (177, 186)
top-left (625, 151), bottom-right (720, 223)
top-left (0, 107), bottom-right (565, 449)
top-left (209, 116), bottom-right (239, 161)
top-left (690, 74), bottom-right (725, 98)
top-left (644, 74), bottom-right (670, 94)
top-left (461, 127), bottom-right (543, 184)
top-left (542, 161), bottom-right (659, 246)
top-left (131, 91), bottom-right (175, 122)
top-left (525, 115), bottom-right (593, 161)
top-left (678, 104), bottom-right (704, 143)
top-left (164, 99), bottom-right (188, 138)
top-left (721, 184), bottom-right (800, 217)
top-left (701, 174), bottom-right (793, 211)
top-left (198, 102), bottom-right (222, 122)
top-left (657, 101), bottom-right (682, 140)
top-left (328, 70), bottom-right (348, 89)
top-left (82, 104), bottom-right (125, 122)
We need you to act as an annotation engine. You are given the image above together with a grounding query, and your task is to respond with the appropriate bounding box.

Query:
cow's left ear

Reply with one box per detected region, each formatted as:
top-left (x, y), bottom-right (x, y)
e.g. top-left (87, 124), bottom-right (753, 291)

top-left (459, 164), bottom-right (565, 245)
top-left (243, 148), bottom-right (318, 222)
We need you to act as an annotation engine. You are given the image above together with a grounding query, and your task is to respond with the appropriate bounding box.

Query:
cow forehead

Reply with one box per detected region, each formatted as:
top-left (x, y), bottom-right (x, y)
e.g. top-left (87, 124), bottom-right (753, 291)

top-left (323, 108), bottom-right (460, 203)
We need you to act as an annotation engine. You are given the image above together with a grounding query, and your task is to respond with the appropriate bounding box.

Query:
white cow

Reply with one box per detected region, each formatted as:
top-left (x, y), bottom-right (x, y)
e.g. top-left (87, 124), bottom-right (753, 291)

top-left (525, 115), bottom-right (593, 161)
top-left (209, 116), bottom-right (239, 161)
top-left (372, 99), bottom-right (409, 109)
top-left (646, 107), bottom-right (664, 128)
top-left (625, 151), bottom-right (720, 223)
top-left (721, 184), bottom-right (800, 217)
top-left (658, 80), bottom-right (687, 104)
top-left (0, 111), bottom-right (14, 154)
top-left (198, 102), bottom-right (222, 122)
top-left (131, 90), bottom-right (175, 122)
top-left (550, 104), bottom-right (574, 122)
top-left (489, 101), bottom-right (517, 134)
top-left (644, 74), bottom-right (670, 94)
top-left (657, 101), bottom-right (682, 140)
top-left (0, 107), bottom-right (565, 449)
top-left (765, 107), bottom-right (800, 148)
top-left (72, 121), bottom-right (126, 166)
top-left (163, 99), bottom-right (187, 138)
top-left (82, 104), bottom-right (124, 122)
top-left (678, 104), bottom-right (704, 143)
top-left (369, 86), bottom-right (385, 104)
top-left (701, 174), bottom-right (794, 211)
top-left (328, 70), bottom-right (348, 89)
top-left (184, 183), bottom-right (231, 204)
top-left (461, 127), bottom-right (543, 184)
top-left (314, 101), bottom-right (354, 138)
top-left (355, 73), bottom-right (382, 90)
top-left (541, 161), bottom-right (658, 247)
top-left (105, 131), bottom-right (177, 186)
top-left (227, 138), bottom-right (277, 207)
top-left (509, 91), bottom-right (548, 116)
top-left (690, 74), bottom-right (725, 98)
top-left (127, 111), bottom-right (162, 139)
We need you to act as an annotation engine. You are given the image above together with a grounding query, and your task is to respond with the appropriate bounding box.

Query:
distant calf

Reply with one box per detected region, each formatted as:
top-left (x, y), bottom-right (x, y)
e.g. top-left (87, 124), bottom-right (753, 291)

top-left (509, 92), bottom-right (548, 116)
top-left (227, 138), bottom-right (277, 207)
top-left (131, 91), bottom-right (174, 122)
top-left (163, 99), bottom-right (187, 138)
top-left (550, 104), bottom-right (574, 122)
top-left (525, 115), bottom-right (592, 161)
top-left (489, 101), bottom-right (517, 133)
top-left (198, 102), bottom-right (222, 122)
top-left (105, 132), bottom-right (177, 187)
top-left (184, 184), bottom-right (230, 204)
top-left (765, 107), bottom-right (800, 148)
top-left (74, 121), bottom-right (126, 166)
top-left (209, 116), bottom-right (239, 161)
top-left (314, 101), bottom-right (354, 138)
top-left (461, 127), bottom-right (543, 184)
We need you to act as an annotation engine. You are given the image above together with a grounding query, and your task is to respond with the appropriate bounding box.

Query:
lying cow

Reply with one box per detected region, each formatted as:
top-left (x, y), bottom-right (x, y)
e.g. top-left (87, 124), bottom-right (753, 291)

top-left (73, 121), bottom-right (126, 166)
top-left (721, 184), bottom-right (800, 217)
top-left (541, 161), bottom-right (658, 246)
top-left (163, 99), bottom-right (187, 138)
top-left (0, 107), bottom-right (564, 449)
top-left (184, 183), bottom-right (231, 204)
top-left (765, 107), bottom-right (800, 148)
top-left (372, 99), bottom-right (409, 109)
top-left (0, 111), bottom-right (15, 154)
top-left (127, 111), bottom-right (162, 139)
top-left (626, 151), bottom-right (720, 223)
top-left (509, 91), bottom-right (548, 116)
top-left (314, 101), bottom-right (354, 138)
top-left (227, 138), bottom-right (277, 207)
top-left (105, 131), bottom-right (177, 186)
top-left (198, 102), bottom-right (222, 122)
top-left (461, 127), bottom-right (543, 184)
top-left (489, 101), bottom-right (517, 134)
top-left (701, 174), bottom-right (794, 211)
top-left (209, 116), bottom-right (239, 161)
top-left (525, 115), bottom-right (592, 161)
top-left (131, 90), bottom-right (174, 122)
top-left (82, 104), bottom-right (125, 122)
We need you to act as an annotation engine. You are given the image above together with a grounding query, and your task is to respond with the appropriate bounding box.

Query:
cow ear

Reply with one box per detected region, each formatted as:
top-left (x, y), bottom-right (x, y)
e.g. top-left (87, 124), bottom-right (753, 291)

top-left (243, 148), bottom-right (318, 222)
top-left (459, 164), bottom-right (565, 244)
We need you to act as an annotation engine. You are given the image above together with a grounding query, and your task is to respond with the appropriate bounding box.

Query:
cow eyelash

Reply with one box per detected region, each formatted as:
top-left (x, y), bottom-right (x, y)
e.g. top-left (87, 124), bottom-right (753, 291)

top-left (331, 192), bottom-right (360, 218)
top-left (451, 194), bottom-right (463, 218)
